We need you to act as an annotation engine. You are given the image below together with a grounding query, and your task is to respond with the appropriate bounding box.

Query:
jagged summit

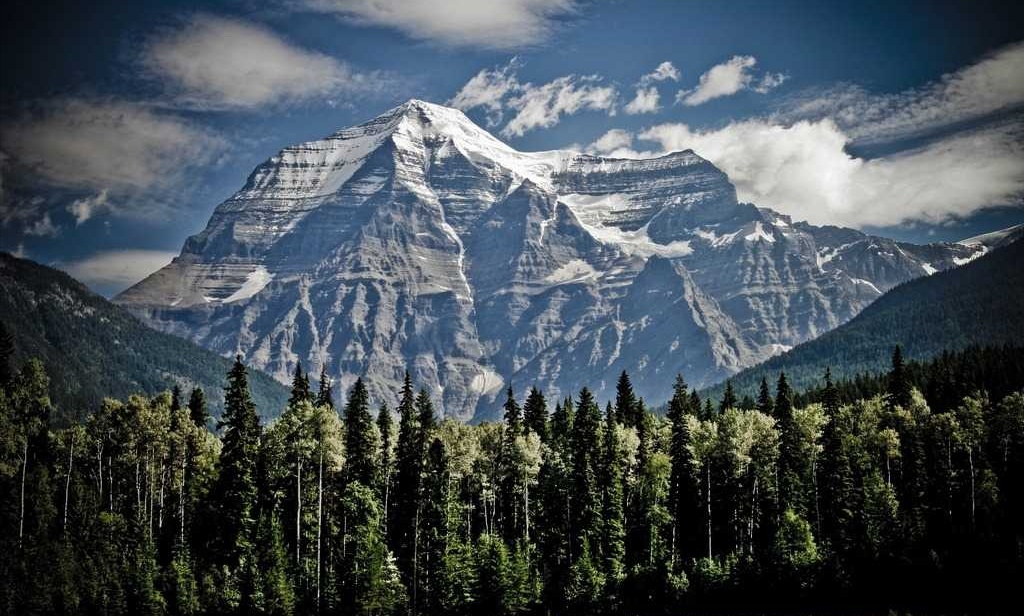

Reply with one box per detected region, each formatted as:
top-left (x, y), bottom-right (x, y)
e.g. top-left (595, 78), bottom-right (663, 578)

top-left (116, 100), bottom-right (988, 421)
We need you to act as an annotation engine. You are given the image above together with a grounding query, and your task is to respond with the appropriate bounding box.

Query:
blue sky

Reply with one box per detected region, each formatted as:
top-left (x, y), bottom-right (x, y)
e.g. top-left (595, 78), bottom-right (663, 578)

top-left (2, 0), bottom-right (1022, 296)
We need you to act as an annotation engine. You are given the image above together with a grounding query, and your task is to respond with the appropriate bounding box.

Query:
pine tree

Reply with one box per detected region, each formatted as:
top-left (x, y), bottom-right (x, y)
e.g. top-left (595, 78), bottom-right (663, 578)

top-left (689, 389), bottom-right (702, 419)
top-left (776, 372), bottom-right (806, 516)
top-left (570, 387), bottom-right (603, 562)
top-left (288, 363), bottom-right (312, 408)
top-left (720, 380), bottom-right (737, 413)
top-left (599, 403), bottom-right (625, 583)
top-left (523, 386), bottom-right (549, 441)
top-left (667, 375), bottom-right (700, 565)
top-left (888, 345), bottom-right (913, 409)
top-left (315, 366), bottom-right (334, 410)
top-left (343, 378), bottom-right (377, 487)
top-left (419, 437), bottom-right (450, 614)
top-left (187, 387), bottom-right (208, 430)
top-left (212, 355), bottom-right (262, 567)
top-left (391, 373), bottom-right (420, 583)
top-left (170, 385), bottom-right (182, 413)
top-left (757, 376), bottom-right (775, 417)
top-left (377, 403), bottom-right (394, 526)
top-left (551, 397), bottom-right (575, 453)
top-left (499, 386), bottom-right (524, 542)
top-left (615, 371), bottom-right (639, 427)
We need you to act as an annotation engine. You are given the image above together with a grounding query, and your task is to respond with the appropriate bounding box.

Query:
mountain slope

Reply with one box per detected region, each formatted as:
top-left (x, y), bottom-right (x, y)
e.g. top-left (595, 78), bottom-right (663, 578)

top-left (704, 236), bottom-right (1024, 398)
top-left (115, 99), bottom-right (989, 420)
top-left (0, 253), bottom-right (289, 421)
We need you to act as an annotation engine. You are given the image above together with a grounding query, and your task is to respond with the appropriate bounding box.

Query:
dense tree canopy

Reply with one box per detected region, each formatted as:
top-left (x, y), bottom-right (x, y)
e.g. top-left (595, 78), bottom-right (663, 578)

top-left (1, 345), bottom-right (1023, 614)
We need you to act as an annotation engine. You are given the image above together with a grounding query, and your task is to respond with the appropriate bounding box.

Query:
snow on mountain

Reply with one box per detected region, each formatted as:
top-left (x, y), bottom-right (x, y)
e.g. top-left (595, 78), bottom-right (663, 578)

top-left (115, 99), bottom-right (994, 420)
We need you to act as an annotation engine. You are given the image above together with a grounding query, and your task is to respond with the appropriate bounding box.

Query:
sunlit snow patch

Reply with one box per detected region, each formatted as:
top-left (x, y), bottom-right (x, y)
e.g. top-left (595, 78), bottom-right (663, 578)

top-left (224, 266), bottom-right (274, 303)
top-left (560, 193), bottom-right (693, 258)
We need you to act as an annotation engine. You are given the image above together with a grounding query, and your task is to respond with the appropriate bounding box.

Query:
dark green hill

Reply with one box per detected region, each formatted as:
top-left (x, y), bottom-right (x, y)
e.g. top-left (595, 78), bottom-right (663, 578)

top-left (705, 237), bottom-right (1024, 399)
top-left (0, 252), bottom-right (289, 422)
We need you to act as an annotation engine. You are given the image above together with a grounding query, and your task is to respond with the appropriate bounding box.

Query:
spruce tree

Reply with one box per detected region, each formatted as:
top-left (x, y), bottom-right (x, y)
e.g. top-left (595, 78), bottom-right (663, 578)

top-left (288, 362), bottom-right (312, 408)
top-left (187, 387), bottom-right (209, 430)
top-left (170, 385), bottom-right (182, 413)
top-left (315, 365), bottom-right (334, 410)
top-left (377, 403), bottom-right (394, 524)
top-left (502, 386), bottom-right (522, 435)
top-left (391, 373), bottom-right (420, 581)
top-left (599, 403), bottom-right (625, 583)
top-left (667, 375), bottom-right (700, 565)
top-left (343, 378), bottom-right (377, 487)
top-left (615, 371), bottom-right (639, 427)
top-left (689, 389), bottom-right (702, 418)
top-left (720, 380), bottom-right (737, 413)
top-left (776, 372), bottom-right (805, 515)
top-left (822, 367), bottom-right (840, 417)
top-left (499, 386), bottom-right (524, 541)
top-left (419, 437), bottom-right (450, 614)
top-left (523, 386), bottom-right (549, 441)
top-left (212, 355), bottom-right (262, 567)
top-left (570, 388), bottom-right (603, 562)
top-left (757, 376), bottom-right (774, 416)
top-left (888, 345), bottom-right (913, 409)
top-left (551, 398), bottom-right (575, 453)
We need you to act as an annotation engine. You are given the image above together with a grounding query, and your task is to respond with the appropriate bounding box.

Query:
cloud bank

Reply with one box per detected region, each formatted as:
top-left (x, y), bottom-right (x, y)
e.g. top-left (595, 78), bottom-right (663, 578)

top-left (587, 118), bottom-right (1023, 228)
top-left (54, 249), bottom-right (177, 297)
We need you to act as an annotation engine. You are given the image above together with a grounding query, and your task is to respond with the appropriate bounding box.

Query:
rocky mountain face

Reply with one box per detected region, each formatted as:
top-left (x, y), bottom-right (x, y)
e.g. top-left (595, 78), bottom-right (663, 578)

top-left (116, 99), bottom-right (990, 421)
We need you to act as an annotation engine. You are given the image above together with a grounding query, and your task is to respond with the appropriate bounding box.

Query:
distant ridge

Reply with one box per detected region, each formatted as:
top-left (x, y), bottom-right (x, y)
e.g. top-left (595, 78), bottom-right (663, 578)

top-left (0, 252), bottom-right (289, 422)
top-left (703, 235), bottom-right (1024, 399)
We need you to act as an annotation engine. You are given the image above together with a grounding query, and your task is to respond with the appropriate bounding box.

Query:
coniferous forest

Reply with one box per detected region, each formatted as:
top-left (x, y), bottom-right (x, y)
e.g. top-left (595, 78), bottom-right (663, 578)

top-left (2, 333), bottom-right (1023, 615)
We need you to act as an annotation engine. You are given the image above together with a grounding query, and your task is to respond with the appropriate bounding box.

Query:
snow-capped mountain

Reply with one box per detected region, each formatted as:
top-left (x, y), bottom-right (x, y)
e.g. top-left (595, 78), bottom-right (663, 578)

top-left (115, 99), bottom-right (991, 420)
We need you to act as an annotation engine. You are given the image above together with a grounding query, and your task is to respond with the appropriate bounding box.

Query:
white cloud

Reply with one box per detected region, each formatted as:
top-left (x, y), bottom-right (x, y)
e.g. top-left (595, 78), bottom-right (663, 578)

top-left (303, 0), bottom-right (578, 49)
top-left (1, 99), bottom-right (226, 196)
top-left (624, 87), bottom-right (660, 114)
top-left (24, 212), bottom-right (59, 237)
top-left (781, 40), bottom-right (1024, 143)
top-left (639, 61), bottom-right (681, 86)
top-left (67, 190), bottom-right (110, 225)
top-left (678, 55), bottom-right (786, 106)
top-left (55, 249), bottom-right (177, 297)
top-left (502, 76), bottom-right (617, 137)
top-left (593, 118), bottom-right (1024, 228)
top-left (448, 58), bottom-right (522, 126)
top-left (589, 128), bottom-right (634, 154)
top-left (451, 59), bottom-right (618, 137)
top-left (142, 14), bottom-right (369, 109)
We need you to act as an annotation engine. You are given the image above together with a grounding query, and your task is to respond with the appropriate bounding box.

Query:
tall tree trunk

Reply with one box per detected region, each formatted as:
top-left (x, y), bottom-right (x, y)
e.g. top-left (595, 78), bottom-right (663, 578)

top-left (317, 449), bottom-right (323, 612)
top-left (706, 464), bottom-right (712, 560)
top-left (64, 431), bottom-right (76, 538)
top-left (296, 457), bottom-right (303, 566)
top-left (19, 439), bottom-right (28, 547)
top-left (968, 447), bottom-right (976, 529)
top-left (180, 449), bottom-right (186, 546)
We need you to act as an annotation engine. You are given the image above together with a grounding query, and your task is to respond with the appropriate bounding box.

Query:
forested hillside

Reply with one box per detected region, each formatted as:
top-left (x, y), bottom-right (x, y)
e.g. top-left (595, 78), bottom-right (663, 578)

top-left (0, 253), bottom-right (288, 422)
top-left (2, 341), bottom-right (1022, 615)
top-left (707, 237), bottom-right (1024, 400)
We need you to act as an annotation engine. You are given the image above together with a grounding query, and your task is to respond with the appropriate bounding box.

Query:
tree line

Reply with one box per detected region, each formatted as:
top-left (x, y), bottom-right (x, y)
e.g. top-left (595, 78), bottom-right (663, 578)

top-left (1, 339), bottom-right (1022, 615)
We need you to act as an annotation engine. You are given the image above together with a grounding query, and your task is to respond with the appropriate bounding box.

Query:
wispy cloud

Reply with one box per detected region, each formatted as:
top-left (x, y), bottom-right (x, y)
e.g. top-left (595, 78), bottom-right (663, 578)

top-left (1, 99), bottom-right (226, 197)
top-left (450, 59), bottom-right (618, 137)
top-left (677, 55), bottom-right (786, 106)
top-left (54, 249), bottom-right (177, 297)
top-left (302, 0), bottom-right (579, 49)
top-left (141, 14), bottom-right (373, 109)
top-left (623, 62), bottom-right (680, 115)
top-left (778, 40), bottom-right (1024, 143)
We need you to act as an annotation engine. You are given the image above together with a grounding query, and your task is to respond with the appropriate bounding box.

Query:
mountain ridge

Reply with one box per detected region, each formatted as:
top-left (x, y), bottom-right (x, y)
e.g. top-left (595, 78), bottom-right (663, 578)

top-left (115, 98), bottom-right (992, 420)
